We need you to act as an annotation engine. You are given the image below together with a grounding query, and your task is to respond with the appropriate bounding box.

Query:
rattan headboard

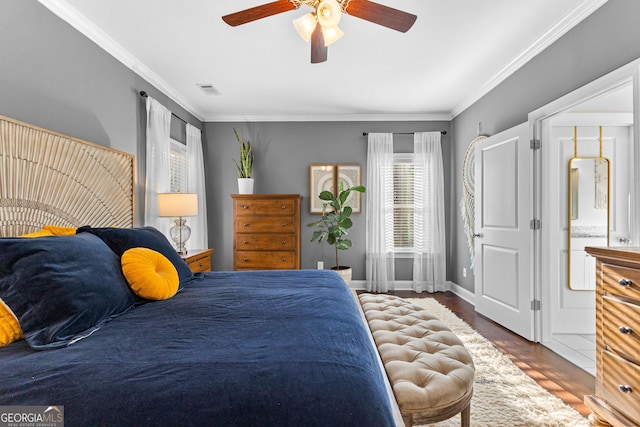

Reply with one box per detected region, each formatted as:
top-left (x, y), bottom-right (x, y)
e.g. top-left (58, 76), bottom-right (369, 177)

top-left (0, 115), bottom-right (135, 237)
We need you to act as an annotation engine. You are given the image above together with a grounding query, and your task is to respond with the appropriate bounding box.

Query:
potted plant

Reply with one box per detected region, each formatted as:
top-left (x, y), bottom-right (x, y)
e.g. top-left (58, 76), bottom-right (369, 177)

top-left (233, 128), bottom-right (254, 194)
top-left (307, 182), bottom-right (365, 285)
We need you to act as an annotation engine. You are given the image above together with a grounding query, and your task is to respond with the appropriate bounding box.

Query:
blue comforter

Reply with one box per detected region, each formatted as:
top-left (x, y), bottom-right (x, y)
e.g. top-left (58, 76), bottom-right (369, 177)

top-left (0, 270), bottom-right (396, 426)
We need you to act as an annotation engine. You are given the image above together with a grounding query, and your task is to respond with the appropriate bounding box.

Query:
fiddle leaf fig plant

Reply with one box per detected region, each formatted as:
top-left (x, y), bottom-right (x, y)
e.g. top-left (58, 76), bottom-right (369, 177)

top-left (233, 128), bottom-right (253, 178)
top-left (307, 182), bottom-right (366, 269)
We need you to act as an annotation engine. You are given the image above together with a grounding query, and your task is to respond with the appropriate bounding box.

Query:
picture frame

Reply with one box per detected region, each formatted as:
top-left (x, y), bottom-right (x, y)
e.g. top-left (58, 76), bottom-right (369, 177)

top-left (337, 164), bottom-right (362, 213)
top-left (309, 164), bottom-right (335, 214)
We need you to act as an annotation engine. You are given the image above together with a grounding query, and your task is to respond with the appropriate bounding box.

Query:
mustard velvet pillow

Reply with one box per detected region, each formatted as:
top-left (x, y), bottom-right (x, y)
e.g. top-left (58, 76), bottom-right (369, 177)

top-left (0, 298), bottom-right (23, 346)
top-left (121, 248), bottom-right (179, 300)
top-left (20, 229), bottom-right (54, 238)
top-left (42, 225), bottom-right (77, 235)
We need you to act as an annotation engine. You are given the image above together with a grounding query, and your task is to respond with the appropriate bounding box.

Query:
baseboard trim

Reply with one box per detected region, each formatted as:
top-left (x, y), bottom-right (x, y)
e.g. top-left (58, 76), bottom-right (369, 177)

top-left (350, 280), bottom-right (476, 307)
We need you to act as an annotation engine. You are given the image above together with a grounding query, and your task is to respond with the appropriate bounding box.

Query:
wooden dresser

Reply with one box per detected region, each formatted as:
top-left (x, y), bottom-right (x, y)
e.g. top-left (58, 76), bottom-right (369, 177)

top-left (231, 194), bottom-right (301, 270)
top-left (585, 246), bottom-right (640, 427)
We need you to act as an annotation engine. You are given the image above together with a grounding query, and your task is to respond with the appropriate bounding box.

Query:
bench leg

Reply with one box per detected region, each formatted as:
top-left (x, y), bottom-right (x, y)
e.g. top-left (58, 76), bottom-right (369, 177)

top-left (460, 403), bottom-right (471, 427)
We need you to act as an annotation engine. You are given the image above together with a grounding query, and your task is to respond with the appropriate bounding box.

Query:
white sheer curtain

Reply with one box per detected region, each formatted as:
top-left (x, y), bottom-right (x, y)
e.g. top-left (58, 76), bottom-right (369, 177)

top-left (366, 133), bottom-right (395, 292)
top-left (144, 96), bottom-right (172, 236)
top-left (413, 132), bottom-right (446, 292)
top-left (186, 123), bottom-right (208, 250)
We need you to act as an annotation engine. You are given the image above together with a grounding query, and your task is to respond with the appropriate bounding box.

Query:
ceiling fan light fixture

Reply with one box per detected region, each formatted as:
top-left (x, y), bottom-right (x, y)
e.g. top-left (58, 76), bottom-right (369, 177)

top-left (316, 0), bottom-right (341, 28)
top-left (322, 25), bottom-right (344, 46)
top-left (293, 12), bottom-right (317, 42)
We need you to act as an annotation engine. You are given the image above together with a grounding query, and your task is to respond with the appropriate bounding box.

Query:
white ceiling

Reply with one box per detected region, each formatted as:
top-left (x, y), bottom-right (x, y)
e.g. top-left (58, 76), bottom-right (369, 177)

top-left (39, 0), bottom-right (608, 122)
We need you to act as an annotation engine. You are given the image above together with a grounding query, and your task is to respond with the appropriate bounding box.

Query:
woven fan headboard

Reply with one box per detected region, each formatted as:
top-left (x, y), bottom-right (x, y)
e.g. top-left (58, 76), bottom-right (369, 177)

top-left (0, 115), bottom-right (135, 237)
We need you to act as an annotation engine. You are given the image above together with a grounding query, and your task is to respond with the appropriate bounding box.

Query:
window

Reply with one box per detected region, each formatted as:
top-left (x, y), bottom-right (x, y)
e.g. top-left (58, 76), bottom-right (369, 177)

top-left (169, 139), bottom-right (187, 193)
top-left (393, 153), bottom-right (414, 252)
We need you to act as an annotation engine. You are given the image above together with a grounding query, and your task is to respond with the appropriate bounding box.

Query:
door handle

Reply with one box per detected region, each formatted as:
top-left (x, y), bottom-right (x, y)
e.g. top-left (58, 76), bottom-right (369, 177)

top-left (473, 233), bottom-right (482, 238)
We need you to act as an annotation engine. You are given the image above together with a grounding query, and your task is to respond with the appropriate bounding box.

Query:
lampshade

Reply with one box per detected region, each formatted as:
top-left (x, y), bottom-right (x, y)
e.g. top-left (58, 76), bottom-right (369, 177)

top-left (293, 12), bottom-right (317, 42)
top-left (158, 193), bottom-right (198, 217)
top-left (322, 25), bottom-right (344, 46)
top-left (316, 0), bottom-right (341, 28)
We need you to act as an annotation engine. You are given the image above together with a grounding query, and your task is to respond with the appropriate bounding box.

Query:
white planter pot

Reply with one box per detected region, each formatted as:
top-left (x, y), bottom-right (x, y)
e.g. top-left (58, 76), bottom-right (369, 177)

top-left (332, 266), bottom-right (352, 286)
top-left (237, 178), bottom-right (254, 194)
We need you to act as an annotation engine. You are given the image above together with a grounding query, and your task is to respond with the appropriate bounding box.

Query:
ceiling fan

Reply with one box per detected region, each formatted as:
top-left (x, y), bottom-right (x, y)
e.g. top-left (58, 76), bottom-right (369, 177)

top-left (222, 0), bottom-right (417, 64)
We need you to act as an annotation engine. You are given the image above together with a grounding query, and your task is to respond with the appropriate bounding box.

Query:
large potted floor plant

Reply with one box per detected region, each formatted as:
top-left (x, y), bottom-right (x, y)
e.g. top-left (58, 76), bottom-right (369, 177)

top-left (233, 128), bottom-right (254, 194)
top-left (307, 182), bottom-right (365, 285)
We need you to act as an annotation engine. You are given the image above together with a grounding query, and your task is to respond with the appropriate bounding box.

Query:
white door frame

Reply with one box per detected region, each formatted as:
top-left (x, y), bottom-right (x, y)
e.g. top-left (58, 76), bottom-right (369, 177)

top-left (528, 58), bottom-right (640, 342)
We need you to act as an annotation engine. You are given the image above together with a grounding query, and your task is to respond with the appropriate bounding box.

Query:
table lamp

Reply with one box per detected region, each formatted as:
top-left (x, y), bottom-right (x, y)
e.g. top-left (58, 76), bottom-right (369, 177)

top-left (158, 193), bottom-right (198, 254)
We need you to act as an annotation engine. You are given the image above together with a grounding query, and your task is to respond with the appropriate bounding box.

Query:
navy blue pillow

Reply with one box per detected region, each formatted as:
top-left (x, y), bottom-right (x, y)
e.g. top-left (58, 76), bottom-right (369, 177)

top-left (0, 233), bottom-right (137, 349)
top-left (77, 226), bottom-right (194, 284)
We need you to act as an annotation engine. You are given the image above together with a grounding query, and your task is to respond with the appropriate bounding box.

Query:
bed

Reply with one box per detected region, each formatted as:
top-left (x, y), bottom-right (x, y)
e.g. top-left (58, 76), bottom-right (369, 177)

top-left (0, 115), bottom-right (402, 426)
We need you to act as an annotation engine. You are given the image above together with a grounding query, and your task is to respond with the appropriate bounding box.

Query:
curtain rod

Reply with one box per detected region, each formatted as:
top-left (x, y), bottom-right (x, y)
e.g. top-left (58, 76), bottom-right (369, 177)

top-left (139, 91), bottom-right (190, 127)
top-left (363, 131), bottom-right (446, 136)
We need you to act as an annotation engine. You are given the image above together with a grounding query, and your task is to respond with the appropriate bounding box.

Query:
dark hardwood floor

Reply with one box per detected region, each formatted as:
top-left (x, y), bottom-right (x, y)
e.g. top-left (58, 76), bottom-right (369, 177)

top-left (388, 290), bottom-right (595, 418)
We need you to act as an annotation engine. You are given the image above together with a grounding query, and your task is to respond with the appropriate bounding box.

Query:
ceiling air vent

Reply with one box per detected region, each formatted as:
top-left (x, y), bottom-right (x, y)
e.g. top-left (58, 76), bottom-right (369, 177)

top-left (196, 84), bottom-right (221, 95)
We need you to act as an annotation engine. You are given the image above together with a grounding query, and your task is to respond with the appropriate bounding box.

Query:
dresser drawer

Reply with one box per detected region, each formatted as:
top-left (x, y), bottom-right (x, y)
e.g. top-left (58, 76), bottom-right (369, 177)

top-left (235, 251), bottom-right (296, 269)
top-left (602, 263), bottom-right (640, 300)
top-left (234, 198), bottom-right (297, 216)
top-left (235, 217), bottom-right (296, 233)
top-left (235, 234), bottom-right (296, 251)
top-left (603, 295), bottom-right (640, 358)
top-left (186, 256), bottom-right (211, 273)
top-left (181, 249), bottom-right (213, 273)
top-left (602, 350), bottom-right (640, 421)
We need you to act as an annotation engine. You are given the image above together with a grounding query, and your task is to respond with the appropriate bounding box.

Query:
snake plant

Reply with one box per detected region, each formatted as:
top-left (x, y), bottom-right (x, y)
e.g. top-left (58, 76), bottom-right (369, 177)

top-left (233, 128), bottom-right (253, 178)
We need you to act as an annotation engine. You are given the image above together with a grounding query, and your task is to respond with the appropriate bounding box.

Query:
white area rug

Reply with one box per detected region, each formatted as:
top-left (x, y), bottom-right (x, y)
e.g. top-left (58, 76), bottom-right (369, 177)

top-left (406, 298), bottom-right (589, 427)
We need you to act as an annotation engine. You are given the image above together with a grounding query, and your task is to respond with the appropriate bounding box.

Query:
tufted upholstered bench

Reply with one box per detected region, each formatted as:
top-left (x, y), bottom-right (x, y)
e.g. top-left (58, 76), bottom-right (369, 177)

top-left (358, 294), bottom-right (475, 427)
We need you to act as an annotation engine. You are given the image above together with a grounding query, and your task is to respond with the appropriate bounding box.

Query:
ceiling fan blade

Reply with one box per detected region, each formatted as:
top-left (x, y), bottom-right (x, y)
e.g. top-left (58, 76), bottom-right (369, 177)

top-left (311, 25), bottom-right (328, 64)
top-left (311, 26), bottom-right (328, 64)
top-left (345, 0), bottom-right (417, 33)
top-left (222, 0), bottom-right (296, 27)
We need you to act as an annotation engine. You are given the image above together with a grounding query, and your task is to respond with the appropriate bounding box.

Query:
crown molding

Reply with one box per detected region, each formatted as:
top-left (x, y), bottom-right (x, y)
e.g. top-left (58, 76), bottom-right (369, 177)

top-left (204, 112), bottom-right (452, 123)
top-left (450, 0), bottom-right (610, 119)
top-left (37, 0), bottom-right (205, 122)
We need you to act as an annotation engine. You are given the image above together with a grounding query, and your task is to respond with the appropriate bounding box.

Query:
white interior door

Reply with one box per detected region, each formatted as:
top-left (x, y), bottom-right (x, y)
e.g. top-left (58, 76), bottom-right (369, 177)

top-left (542, 117), bottom-right (632, 338)
top-left (474, 122), bottom-right (535, 340)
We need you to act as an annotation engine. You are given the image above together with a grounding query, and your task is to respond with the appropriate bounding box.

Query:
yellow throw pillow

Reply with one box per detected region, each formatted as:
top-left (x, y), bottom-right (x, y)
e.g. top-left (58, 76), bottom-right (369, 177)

top-left (121, 248), bottom-right (179, 300)
top-left (0, 298), bottom-right (23, 346)
top-left (42, 225), bottom-right (77, 235)
top-left (20, 229), bottom-right (54, 238)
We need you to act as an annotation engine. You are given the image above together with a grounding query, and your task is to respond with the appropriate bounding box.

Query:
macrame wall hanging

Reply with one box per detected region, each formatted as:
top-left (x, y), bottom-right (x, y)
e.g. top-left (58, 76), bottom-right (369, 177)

top-left (460, 127), bottom-right (487, 269)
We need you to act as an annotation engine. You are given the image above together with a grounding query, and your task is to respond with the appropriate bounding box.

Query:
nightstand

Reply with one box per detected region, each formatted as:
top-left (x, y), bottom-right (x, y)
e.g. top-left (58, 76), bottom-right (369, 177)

top-left (181, 249), bottom-right (214, 273)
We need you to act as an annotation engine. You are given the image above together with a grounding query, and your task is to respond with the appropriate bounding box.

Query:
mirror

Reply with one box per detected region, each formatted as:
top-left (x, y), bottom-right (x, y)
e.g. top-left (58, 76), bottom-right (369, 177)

top-left (568, 156), bottom-right (609, 290)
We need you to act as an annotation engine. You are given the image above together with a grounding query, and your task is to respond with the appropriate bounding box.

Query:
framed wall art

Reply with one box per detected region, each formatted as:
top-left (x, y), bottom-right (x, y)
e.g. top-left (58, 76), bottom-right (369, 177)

top-left (309, 164), bottom-right (335, 213)
top-left (337, 164), bottom-right (362, 213)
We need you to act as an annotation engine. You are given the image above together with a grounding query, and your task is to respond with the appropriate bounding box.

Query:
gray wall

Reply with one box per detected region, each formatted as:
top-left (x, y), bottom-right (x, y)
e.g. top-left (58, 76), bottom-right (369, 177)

top-left (450, 0), bottom-right (640, 292)
top-left (0, 0), bottom-right (202, 224)
top-left (203, 121), bottom-right (451, 279)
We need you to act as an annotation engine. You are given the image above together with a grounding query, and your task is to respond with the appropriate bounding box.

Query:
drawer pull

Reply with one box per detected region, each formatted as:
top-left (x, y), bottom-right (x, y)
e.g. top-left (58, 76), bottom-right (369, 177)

top-left (281, 257), bottom-right (286, 262)
top-left (619, 278), bottom-right (633, 287)
top-left (281, 223), bottom-right (287, 227)
top-left (618, 385), bottom-right (633, 394)
top-left (244, 241), bottom-right (249, 245)
top-left (619, 326), bottom-right (633, 335)
top-left (281, 205), bottom-right (287, 209)
top-left (244, 223), bottom-right (250, 227)
top-left (282, 240), bottom-right (287, 245)
top-left (242, 205), bottom-right (249, 209)
top-left (199, 263), bottom-right (205, 267)
top-left (243, 258), bottom-right (249, 262)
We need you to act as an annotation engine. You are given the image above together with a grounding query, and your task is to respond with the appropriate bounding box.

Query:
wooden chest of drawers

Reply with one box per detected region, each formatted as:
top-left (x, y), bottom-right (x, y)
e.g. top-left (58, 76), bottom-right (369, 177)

top-left (231, 194), bottom-right (301, 270)
top-left (584, 246), bottom-right (640, 427)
